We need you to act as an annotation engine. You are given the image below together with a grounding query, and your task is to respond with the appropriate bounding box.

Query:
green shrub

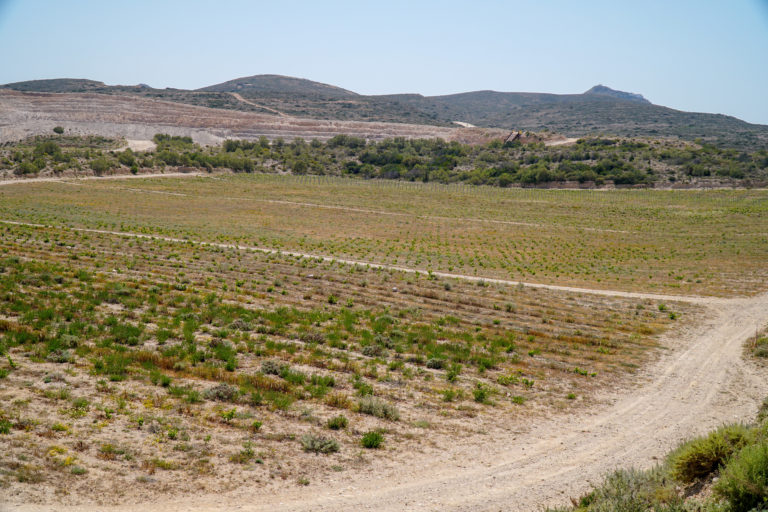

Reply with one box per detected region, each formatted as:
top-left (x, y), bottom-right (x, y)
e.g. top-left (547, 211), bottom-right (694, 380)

top-left (300, 434), bottom-right (339, 454)
top-left (358, 396), bottom-right (399, 421)
top-left (204, 383), bottom-right (237, 402)
top-left (70, 465), bottom-right (87, 475)
top-left (473, 383), bottom-right (491, 404)
top-left (446, 363), bottom-right (462, 382)
top-left (758, 396), bottom-right (768, 424)
top-left (261, 359), bottom-right (285, 375)
top-left (280, 367), bottom-right (306, 385)
top-left (556, 467), bottom-right (681, 512)
top-left (0, 419), bottom-right (11, 434)
top-left (91, 156), bottom-right (114, 175)
top-left (326, 415), bottom-right (348, 430)
top-left (667, 423), bottom-right (751, 483)
top-left (361, 431), bottom-right (384, 449)
top-left (714, 441), bottom-right (768, 512)
top-left (362, 344), bottom-right (385, 357)
top-left (426, 358), bottom-right (445, 369)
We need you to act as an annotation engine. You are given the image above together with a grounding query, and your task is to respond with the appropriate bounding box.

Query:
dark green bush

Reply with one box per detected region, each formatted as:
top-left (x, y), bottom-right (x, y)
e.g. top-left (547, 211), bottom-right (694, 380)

top-left (326, 415), bottom-right (348, 430)
top-left (361, 431), bottom-right (384, 449)
top-left (667, 423), bottom-right (751, 483)
top-left (714, 441), bottom-right (768, 512)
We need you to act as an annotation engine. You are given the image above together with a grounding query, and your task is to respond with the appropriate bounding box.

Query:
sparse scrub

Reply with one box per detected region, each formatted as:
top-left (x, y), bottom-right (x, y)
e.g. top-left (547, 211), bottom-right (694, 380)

top-left (361, 431), bottom-right (384, 449)
top-left (300, 434), bottom-right (340, 454)
top-left (358, 396), bottom-right (400, 421)
top-left (326, 415), bottom-right (348, 430)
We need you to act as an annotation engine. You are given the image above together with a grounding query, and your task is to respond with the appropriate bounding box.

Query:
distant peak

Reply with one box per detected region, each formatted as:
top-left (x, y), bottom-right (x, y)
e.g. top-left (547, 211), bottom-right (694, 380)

top-left (584, 84), bottom-right (649, 103)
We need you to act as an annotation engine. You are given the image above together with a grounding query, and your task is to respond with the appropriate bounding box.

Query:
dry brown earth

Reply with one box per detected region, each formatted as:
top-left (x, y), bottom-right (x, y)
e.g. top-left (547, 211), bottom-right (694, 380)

top-left (0, 90), bottom-right (507, 145)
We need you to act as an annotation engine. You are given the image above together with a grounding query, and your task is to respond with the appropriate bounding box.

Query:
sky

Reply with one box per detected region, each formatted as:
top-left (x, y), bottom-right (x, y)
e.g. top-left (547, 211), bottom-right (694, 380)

top-left (1, 0), bottom-right (767, 124)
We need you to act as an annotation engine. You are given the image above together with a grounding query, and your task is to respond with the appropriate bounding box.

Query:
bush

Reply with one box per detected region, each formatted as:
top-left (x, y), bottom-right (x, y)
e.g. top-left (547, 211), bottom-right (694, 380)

top-left (300, 434), bottom-right (339, 454)
top-left (667, 423), bottom-right (751, 483)
top-left (91, 156), bottom-right (114, 175)
top-left (261, 359), bottom-right (285, 375)
top-left (361, 431), bottom-right (384, 449)
top-left (362, 344), bottom-right (385, 357)
top-left (758, 396), bottom-right (768, 424)
top-left (714, 441), bottom-right (768, 512)
top-left (561, 467), bottom-right (681, 512)
top-left (358, 396), bottom-right (399, 421)
top-left (203, 383), bottom-right (237, 402)
top-left (53, 126), bottom-right (64, 134)
top-left (473, 383), bottom-right (491, 404)
top-left (326, 415), bottom-right (348, 430)
top-left (426, 358), bottom-right (445, 369)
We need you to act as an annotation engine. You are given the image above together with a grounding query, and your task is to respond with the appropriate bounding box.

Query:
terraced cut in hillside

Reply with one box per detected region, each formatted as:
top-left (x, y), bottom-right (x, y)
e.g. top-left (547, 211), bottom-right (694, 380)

top-left (0, 174), bottom-right (767, 296)
top-left (0, 220), bottom-right (689, 504)
top-left (0, 90), bottom-right (506, 146)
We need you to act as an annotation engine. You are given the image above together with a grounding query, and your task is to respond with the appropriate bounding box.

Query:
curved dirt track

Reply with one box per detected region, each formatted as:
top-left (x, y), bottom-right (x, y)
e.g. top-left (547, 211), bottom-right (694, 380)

top-left (12, 293), bottom-right (768, 512)
top-left (229, 92), bottom-right (288, 117)
top-left (3, 217), bottom-right (768, 511)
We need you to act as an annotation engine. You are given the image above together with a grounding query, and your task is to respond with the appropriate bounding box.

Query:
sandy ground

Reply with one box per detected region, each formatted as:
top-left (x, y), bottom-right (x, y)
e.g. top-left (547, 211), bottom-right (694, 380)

top-left (1, 207), bottom-right (767, 511)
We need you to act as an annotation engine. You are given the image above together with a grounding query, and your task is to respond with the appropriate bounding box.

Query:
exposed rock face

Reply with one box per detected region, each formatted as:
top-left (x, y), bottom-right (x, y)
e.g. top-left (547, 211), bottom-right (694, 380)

top-left (584, 84), bottom-right (650, 103)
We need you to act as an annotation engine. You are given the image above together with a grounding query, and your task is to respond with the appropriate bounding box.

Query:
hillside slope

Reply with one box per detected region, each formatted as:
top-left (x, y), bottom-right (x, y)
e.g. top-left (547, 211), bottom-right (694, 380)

top-left (3, 77), bottom-right (767, 149)
top-left (197, 74), bottom-right (357, 97)
top-left (0, 89), bottom-right (506, 145)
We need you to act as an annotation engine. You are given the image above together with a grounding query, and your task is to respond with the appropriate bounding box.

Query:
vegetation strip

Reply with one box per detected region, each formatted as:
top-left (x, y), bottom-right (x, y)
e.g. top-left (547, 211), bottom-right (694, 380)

top-left (0, 219), bottom-right (724, 305)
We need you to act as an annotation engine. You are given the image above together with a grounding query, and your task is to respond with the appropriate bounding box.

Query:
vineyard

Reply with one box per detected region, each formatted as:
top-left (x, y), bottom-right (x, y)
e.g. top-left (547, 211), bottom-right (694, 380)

top-left (0, 182), bottom-right (691, 504)
top-left (2, 173), bottom-right (767, 508)
top-left (1, 174), bottom-right (767, 296)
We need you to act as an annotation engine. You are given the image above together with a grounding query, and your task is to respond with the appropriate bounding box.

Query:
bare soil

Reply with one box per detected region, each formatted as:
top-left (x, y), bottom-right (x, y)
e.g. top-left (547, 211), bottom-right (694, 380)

top-left (0, 90), bottom-right (508, 145)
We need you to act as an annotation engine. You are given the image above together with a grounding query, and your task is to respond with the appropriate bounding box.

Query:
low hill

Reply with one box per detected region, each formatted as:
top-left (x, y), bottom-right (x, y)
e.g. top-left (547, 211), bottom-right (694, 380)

top-left (197, 74), bottom-right (357, 98)
top-left (1, 78), bottom-right (107, 93)
top-left (2, 77), bottom-right (767, 149)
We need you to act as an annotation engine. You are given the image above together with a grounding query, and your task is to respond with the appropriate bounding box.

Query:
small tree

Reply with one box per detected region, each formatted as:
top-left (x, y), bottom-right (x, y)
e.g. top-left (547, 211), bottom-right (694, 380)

top-left (53, 126), bottom-right (64, 134)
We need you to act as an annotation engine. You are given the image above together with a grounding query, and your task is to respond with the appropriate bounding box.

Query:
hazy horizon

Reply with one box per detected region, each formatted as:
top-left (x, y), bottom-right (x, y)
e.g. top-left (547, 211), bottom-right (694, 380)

top-left (1, 0), bottom-right (767, 124)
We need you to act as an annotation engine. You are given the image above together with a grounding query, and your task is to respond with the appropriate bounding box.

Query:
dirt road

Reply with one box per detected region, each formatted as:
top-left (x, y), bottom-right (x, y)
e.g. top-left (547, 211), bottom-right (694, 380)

top-left (229, 92), bottom-right (288, 117)
top-left (2, 219), bottom-right (767, 512)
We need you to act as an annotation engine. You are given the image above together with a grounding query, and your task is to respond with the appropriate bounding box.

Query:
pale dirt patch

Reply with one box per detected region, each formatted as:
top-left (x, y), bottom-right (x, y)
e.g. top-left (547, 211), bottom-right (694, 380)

top-left (545, 137), bottom-right (579, 147)
top-left (123, 140), bottom-right (156, 152)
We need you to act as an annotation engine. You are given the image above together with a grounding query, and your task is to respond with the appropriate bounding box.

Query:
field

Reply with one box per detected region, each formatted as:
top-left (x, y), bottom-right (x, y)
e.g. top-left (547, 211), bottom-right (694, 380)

top-left (1, 174), bottom-right (767, 296)
top-left (1, 173), bottom-right (767, 510)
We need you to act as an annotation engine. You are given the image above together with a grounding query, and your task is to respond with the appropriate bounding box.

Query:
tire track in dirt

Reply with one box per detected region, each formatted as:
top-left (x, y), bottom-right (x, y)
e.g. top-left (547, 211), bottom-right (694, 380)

top-left (228, 92), bottom-right (289, 117)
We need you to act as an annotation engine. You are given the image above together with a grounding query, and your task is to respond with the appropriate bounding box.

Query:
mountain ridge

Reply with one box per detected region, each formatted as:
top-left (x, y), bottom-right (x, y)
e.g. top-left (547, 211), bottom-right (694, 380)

top-left (2, 75), bottom-right (766, 150)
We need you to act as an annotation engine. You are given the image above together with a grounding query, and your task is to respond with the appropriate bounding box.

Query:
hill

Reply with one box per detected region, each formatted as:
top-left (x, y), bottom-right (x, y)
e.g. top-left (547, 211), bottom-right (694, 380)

top-left (1, 78), bottom-right (108, 93)
top-left (2, 77), bottom-right (767, 149)
top-left (197, 74), bottom-right (357, 98)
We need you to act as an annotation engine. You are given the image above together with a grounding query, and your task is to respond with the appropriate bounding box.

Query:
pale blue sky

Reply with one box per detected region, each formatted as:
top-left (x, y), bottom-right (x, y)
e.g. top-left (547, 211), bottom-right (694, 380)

top-left (1, 0), bottom-right (767, 124)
